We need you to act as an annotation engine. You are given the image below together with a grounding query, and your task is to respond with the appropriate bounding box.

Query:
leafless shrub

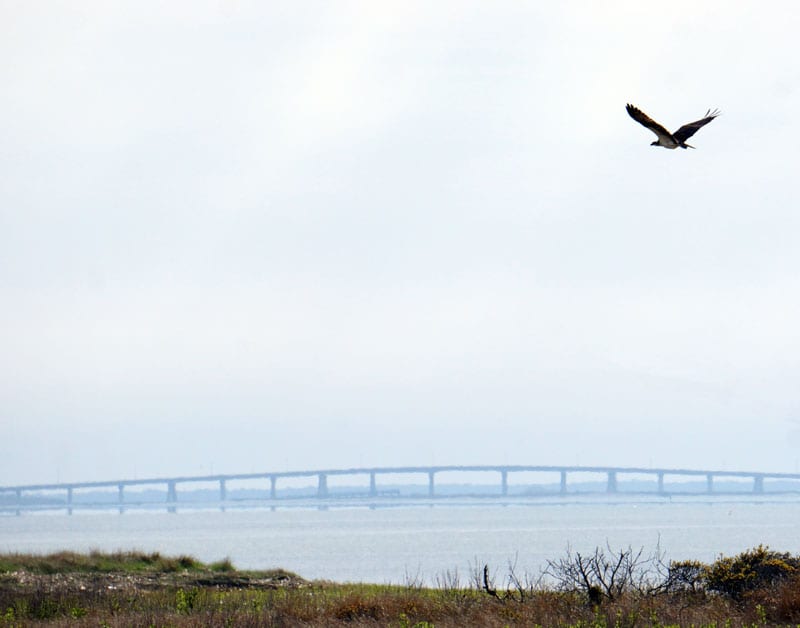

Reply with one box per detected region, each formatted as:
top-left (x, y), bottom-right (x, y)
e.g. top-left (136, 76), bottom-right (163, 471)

top-left (474, 554), bottom-right (541, 603)
top-left (468, 558), bottom-right (486, 591)
top-left (505, 553), bottom-right (545, 602)
top-left (543, 542), bottom-right (666, 602)
top-left (434, 567), bottom-right (462, 591)
top-left (402, 565), bottom-right (424, 590)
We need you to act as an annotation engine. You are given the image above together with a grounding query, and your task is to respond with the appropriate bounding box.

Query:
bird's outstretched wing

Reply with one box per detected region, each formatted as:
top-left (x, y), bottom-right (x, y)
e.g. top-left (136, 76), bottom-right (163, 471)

top-left (673, 109), bottom-right (721, 143)
top-left (626, 104), bottom-right (673, 142)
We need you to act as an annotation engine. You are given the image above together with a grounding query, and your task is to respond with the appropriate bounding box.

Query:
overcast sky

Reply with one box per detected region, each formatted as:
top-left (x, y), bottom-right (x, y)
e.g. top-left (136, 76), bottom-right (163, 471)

top-left (2, 1), bottom-right (800, 485)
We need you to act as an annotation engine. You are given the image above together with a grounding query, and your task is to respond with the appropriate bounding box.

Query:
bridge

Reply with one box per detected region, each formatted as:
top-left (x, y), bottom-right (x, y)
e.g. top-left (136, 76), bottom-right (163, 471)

top-left (2, 464), bottom-right (800, 515)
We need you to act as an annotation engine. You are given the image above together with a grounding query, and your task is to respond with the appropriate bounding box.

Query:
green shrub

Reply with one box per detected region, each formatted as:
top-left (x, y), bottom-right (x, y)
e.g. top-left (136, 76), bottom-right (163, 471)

top-left (175, 587), bottom-right (199, 613)
top-left (210, 557), bottom-right (235, 572)
top-left (704, 545), bottom-right (799, 599)
top-left (666, 559), bottom-right (706, 592)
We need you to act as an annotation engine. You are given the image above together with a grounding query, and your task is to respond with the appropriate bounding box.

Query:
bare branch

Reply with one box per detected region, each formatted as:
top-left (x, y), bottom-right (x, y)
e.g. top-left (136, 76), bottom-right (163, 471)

top-left (482, 564), bottom-right (501, 600)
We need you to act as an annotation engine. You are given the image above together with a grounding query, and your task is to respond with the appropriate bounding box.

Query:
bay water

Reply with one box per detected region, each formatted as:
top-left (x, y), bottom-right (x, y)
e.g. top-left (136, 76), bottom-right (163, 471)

top-left (2, 496), bottom-right (799, 584)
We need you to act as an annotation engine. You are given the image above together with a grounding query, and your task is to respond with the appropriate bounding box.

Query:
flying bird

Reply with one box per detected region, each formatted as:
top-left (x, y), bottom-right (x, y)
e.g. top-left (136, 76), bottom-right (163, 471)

top-left (626, 104), bottom-right (720, 149)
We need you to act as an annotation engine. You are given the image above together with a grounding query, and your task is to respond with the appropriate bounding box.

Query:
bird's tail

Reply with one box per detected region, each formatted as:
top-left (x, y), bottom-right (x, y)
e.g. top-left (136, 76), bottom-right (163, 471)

top-left (682, 143), bottom-right (695, 149)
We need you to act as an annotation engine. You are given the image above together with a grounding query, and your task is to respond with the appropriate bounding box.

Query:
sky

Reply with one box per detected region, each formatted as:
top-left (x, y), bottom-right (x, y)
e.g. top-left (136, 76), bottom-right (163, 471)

top-left (2, 1), bottom-right (800, 486)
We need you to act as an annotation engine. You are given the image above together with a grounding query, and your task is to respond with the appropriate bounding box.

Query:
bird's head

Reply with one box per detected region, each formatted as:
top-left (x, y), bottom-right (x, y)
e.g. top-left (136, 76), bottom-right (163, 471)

top-left (650, 141), bottom-right (659, 147)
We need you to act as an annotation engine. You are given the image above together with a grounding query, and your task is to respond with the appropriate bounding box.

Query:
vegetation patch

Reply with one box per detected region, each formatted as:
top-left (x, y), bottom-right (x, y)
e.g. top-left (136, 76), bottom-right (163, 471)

top-left (703, 545), bottom-right (799, 599)
top-left (0, 550), bottom-right (207, 574)
top-left (3, 548), bottom-right (800, 626)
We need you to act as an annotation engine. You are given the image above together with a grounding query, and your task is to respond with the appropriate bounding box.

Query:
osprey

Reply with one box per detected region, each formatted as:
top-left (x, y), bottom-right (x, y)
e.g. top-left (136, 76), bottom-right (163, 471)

top-left (626, 103), bottom-right (720, 149)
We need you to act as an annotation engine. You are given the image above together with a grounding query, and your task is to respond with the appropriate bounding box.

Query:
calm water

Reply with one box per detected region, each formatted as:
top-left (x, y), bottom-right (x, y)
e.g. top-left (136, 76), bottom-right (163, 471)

top-left (2, 497), bottom-right (799, 584)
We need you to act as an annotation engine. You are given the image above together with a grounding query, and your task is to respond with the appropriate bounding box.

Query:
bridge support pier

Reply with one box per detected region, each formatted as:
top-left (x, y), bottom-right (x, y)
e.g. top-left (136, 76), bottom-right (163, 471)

top-left (15, 488), bottom-right (21, 516)
top-left (219, 479), bottom-right (227, 511)
top-left (560, 471), bottom-right (567, 495)
top-left (317, 473), bottom-right (328, 498)
top-left (706, 474), bottom-right (714, 494)
top-left (657, 472), bottom-right (665, 495)
top-left (753, 475), bottom-right (764, 494)
top-left (167, 481), bottom-right (177, 513)
top-left (501, 470), bottom-right (508, 496)
top-left (118, 484), bottom-right (125, 514)
top-left (67, 487), bottom-right (73, 516)
top-left (270, 476), bottom-right (277, 500)
top-left (369, 473), bottom-right (377, 497)
top-left (428, 471), bottom-right (435, 497)
top-left (606, 471), bottom-right (618, 493)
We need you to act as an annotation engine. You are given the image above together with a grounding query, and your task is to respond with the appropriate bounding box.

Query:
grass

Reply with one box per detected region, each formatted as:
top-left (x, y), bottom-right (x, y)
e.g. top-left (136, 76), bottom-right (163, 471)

top-left (0, 550), bottom-right (208, 574)
top-left (2, 551), bottom-right (800, 626)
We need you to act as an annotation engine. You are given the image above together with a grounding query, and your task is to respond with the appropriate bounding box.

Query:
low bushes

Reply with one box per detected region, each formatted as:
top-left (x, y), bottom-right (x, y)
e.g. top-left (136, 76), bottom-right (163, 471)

top-left (703, 545), bottom-right (800, 599)
top-left (542, 543), bottom-right (800, 604)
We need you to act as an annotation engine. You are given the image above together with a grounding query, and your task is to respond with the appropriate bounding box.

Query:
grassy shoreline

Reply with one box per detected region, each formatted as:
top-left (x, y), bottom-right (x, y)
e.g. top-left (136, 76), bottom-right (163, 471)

top-left (2, 550), bottom-right (800, 626)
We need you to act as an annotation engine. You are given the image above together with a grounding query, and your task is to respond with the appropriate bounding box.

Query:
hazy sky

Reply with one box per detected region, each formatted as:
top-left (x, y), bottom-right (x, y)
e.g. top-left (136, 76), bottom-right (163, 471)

top-left (2, 2), bottom-right (800, 485)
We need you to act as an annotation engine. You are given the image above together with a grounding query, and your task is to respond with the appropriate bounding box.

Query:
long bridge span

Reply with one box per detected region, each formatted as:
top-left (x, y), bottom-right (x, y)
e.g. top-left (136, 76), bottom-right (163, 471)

top-left (3, 465), bottom-right (800, 514)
